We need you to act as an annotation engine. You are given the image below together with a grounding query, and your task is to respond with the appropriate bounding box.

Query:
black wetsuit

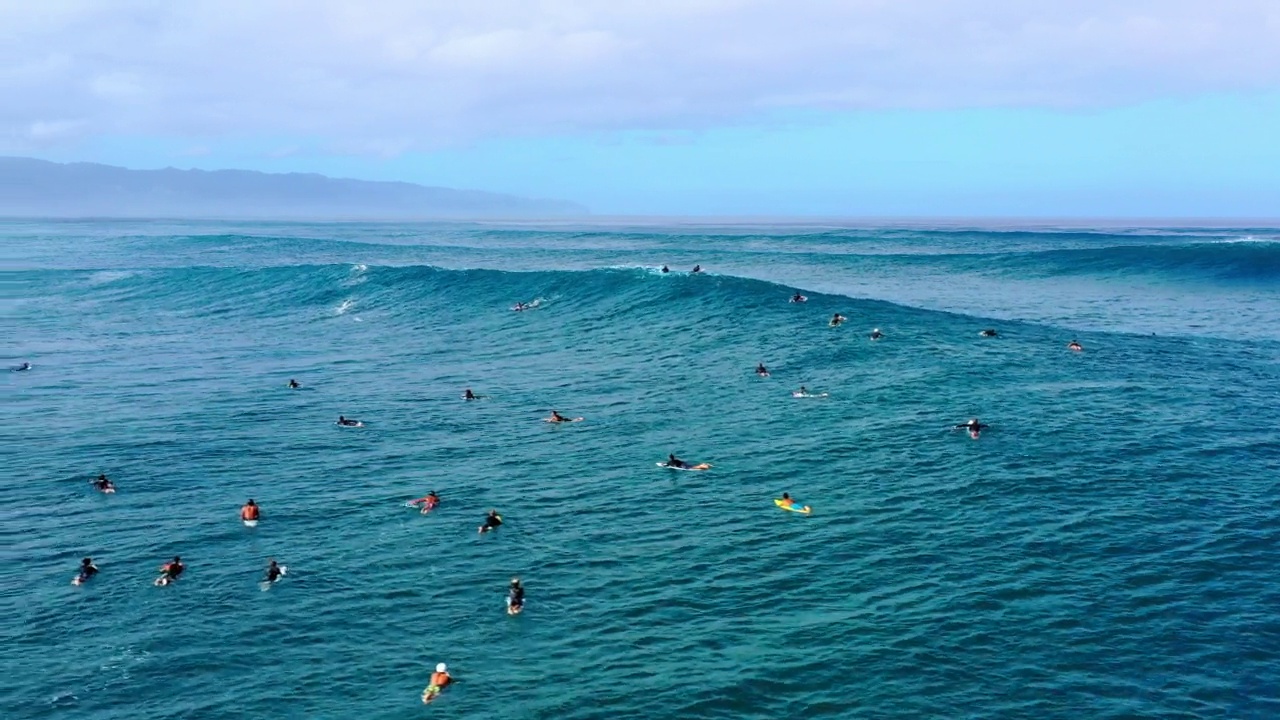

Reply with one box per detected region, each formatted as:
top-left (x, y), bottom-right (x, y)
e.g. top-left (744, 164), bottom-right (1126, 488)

top-left (508, 585), bottom-right (525, 609)
top-left (482, 514), bottom-right (503, 531)
top-left (957, 422), bottom-right (989, 432)
top-left (78, 562), bottom-right (99, 582)
top-left (266, 563), bottom-right (283, 582)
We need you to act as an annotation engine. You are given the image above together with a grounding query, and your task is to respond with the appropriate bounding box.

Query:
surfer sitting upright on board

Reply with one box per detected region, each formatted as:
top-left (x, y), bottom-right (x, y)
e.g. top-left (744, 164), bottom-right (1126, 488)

top-left (756, 363), bottom-right (769, 376)
top-left (240, 499), bottom-right (260, 523)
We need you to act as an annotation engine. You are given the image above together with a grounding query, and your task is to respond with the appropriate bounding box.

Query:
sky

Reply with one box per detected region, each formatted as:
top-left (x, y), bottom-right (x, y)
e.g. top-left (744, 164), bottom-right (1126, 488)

top-left (2, 0), bottom-right (1278, 217)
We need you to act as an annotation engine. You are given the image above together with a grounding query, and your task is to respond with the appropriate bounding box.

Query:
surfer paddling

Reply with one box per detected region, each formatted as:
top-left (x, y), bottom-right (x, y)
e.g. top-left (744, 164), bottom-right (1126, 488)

top-left (954, 418), bottom-right (990, 438)
top-left (422, 663), bottom-right (452, 704)
top-left (662, 453), bottom-right (711, 471)
top-left (478, 509), bottom-right (503, 534)
top-left (410, 491), bottom-right (440, 514)
top-left (545, 410), bottom-right (583, 423)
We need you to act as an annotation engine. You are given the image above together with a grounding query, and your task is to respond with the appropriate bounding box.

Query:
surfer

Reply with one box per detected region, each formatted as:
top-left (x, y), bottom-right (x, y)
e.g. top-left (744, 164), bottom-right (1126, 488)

top-left (240, 499), bottom-right (260, 523)
top-left (74, 557), bottom-right (99, 585)
top-left (662, 453), bottom-right (711, 471)
top-left (777, 492), bottom-right (811, 512)
top-left (155, 556), bottom-right (184, 586)
top-left (796, 386), bottom-right (810, 396)
top-left (422, 663), bottom-right (452, 704)
top-left (288, 379), bottom-right (300, 389)
top-left (264, 558), bottom-right (284, 583)
top-left (92, 474), bottom-right (116, 493)
top-left (1068, 340), bottom-right (1083, 351)
top-left (337, 415), bottom-right (362, 427)
top-left (980, 329), bottom-right (998, 337)
top-left (691, 264), bottom-right (703, 273)
top-left (513, 302), bottom-right (528, 311)
top-left (790, 292), bottom-right (806, 303)
top-left (869, 328), bottom-right (884, 340)
top-left (14, 362), bottom-right (31, 371)
top-left (545, 410), bottom-right (581, 423)
top-left (507, 577), bottom-right (525, 615)
top-left (478, 509), bottom-right (503, 534)
top-left (830, 314), bottom-right (846, 327)
top-left (955, 418), bottom-right (990, 438)
top-left (755, 363), bottom-right (769, 377)
top-left (661, 265), bottom-right (670, 273)
top-left (410, 491), bottom-right (440, 513)
top-left (464, 388), bottom-right (477, 400)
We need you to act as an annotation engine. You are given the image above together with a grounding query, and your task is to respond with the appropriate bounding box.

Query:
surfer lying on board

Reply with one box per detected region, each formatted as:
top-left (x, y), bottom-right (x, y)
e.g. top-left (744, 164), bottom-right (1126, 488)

top-left (980, 329), bottom-right (998, 337)
top-left (14, 361), bottom-right (31, 371)
top-left (507, 578), bottom-right (525, 615)
top-left (422, 663), bottom-right (452, 704)
top-left (479, 509), bottom-right (503, 534)
top-left (337, 415), bottom-right (362, 427)
top-left (662, 453), bottom-right (712, 470)
top-left (790, 292), bottom-right (806, 303)
top-left (92, 474), bottom-right (116, 493)
top-left (288, 379), bottom-right (300, 389)
top-left (1068, 340), bottom-right (1083, 351)
top-left (777, 493), bottom-right (811, 513)
top-left (155, 556), bottom-right (184, 586)
top-left (410, 491), bottom-right (440, 513)
top-left (545, 410), bottom-right (582, 423)
top-left (869, 328), bottom-right (884, 340)
top-left (830, 313), bottom-right (846, 327)
top-left (955, 419), bottom-right (990, 437)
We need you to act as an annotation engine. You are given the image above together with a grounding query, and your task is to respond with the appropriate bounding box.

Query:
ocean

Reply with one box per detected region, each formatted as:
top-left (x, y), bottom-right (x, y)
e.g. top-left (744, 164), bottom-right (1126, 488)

top-left (4, 220), bottom-right (1279, 719)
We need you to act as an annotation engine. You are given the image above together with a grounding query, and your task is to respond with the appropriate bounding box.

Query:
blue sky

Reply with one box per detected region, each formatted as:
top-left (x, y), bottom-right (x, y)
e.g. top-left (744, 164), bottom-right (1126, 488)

top-left (3, 2), bottom-right (1278, 217)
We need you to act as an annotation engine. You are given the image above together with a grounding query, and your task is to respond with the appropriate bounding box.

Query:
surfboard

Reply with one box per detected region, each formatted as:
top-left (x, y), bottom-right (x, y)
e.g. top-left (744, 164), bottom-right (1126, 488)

top-left (774, 499), bottom-right (811, 514)
top-left (337, 421), bottom-right (364, 427)
top-left (544, 417), bottom-right (584, 423)
top-left (100, 488), bottom-right (116, 494)
top-left (792, 392), bottom-right (829, 398)
top-left (656, 462), bottom-right (711, 471)
top-left (243, 519), bottom-right (258, 528)
top-left (970, 430), bottom-right (981, 440)
top-left (790, 296), bottom-right (807, 303)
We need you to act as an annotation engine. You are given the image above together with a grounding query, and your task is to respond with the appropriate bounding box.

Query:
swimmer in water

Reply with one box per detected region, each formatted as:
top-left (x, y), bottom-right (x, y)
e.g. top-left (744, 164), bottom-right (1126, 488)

top-left (980, 329), bottom-right (998, 338)
top-left (155, 556), bottom-right (184, 586)
top-left (410, 491), bottom-right (440, 514)
top-left (92, 474), bottom-right (116, 493)
top-left (422, 663), bottom-right (452, 704)
top-left (73, 557), bottom-right (99, 585)
top-left (264, 558), bottom-right (284, 583)
top-left (1068, 340), bottom-right (1083, 351)
top-left (507, 577), bottom-right (525, 615)
top-left (869, 328), bottom-right (884, 340)
top-left (830, 314), bottom-right (846, 327)
top-left (288, 379), bottom-right (300, 389)
top-left (464, 388), bottom-right (477, 400)
top-left (479, 509), bottom-right (503, 534)
top-left (240, 499), bottom-right (260, 523)
top-left (756, 363), bottom-right (769, 376)
top-left (337, 415), bottom-right (362, 427)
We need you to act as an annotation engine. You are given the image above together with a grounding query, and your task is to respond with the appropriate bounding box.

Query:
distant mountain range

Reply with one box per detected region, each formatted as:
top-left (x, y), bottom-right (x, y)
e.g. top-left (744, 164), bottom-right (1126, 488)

top-left (0, 157), bottom-right (587, 219)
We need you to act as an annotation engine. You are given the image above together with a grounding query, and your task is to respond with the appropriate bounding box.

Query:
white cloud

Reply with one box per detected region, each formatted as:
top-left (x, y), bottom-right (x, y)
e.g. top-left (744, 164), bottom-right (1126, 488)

top-left (0, 0), bottom-right (1276, 153)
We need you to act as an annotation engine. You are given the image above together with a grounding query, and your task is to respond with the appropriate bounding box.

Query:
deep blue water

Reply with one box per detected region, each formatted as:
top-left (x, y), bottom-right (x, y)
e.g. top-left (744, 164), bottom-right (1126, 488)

top-left (4, 220), bottom-right (1280, 719)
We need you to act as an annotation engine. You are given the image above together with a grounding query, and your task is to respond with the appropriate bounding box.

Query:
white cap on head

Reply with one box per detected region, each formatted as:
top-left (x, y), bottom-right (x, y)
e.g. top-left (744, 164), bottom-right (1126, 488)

top-left (436, 663), bottom-right (447, 673)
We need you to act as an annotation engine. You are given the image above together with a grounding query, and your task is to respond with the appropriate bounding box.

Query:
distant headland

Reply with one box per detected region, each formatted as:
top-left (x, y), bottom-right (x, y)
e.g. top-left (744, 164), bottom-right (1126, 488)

top-left (0, 157), bottom-right (588, 220)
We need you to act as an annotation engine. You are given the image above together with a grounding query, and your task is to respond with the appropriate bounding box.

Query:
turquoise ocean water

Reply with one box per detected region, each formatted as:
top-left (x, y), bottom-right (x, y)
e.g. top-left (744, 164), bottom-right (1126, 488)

top-left (4, 220), bottom-right (1280, 719)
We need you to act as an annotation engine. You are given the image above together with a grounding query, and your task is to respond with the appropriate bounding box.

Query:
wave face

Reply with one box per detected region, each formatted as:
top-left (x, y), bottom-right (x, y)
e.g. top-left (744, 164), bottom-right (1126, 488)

top-left (5, 220), bottom-right (1280, 719)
